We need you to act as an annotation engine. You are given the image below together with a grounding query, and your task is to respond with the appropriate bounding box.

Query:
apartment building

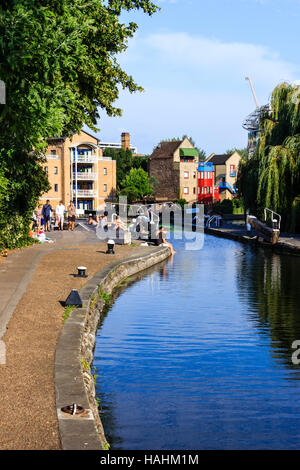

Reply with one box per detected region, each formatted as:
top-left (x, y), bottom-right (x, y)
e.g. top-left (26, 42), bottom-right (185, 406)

top-left (206, 151), bottom-right (241, 201)
top-left (148, 137), bottom-right (199, 203)
top-left (40, 130), bottom-right (116, 212)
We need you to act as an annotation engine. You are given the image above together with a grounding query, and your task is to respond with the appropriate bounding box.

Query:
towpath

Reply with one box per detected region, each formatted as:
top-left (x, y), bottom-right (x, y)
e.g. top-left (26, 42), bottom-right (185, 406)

top-left (0, 228), bottom-right (134, 449)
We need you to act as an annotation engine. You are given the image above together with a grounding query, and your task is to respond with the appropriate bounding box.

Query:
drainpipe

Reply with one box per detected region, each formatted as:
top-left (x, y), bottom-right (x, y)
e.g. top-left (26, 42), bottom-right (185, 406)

top-left (75, 147), bottom-right (78, 210)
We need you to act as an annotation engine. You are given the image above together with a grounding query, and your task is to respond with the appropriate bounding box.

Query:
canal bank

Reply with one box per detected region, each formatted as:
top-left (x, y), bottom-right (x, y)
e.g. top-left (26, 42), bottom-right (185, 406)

top-left (55, 245), bottom-right (170, 450)
top-left (204, 224), bottom-right (300, 255)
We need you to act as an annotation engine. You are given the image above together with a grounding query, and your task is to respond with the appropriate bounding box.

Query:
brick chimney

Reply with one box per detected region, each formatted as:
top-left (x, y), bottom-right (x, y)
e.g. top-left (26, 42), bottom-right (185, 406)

top-left (121, 132), bottom-right (130, 150)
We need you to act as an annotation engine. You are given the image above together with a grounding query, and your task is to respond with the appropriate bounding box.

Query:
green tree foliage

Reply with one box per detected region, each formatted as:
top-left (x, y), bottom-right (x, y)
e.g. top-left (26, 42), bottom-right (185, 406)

top-left (104, 147), bottom-right (149, 189)
top-left (237, 82), bottom-right (300, 231)
top-left (0, 0), bottom-right (158, 248)
top-left (119, 167), bottom-right (155, 202)
top-left (226, 147), bottom-right (247, 159)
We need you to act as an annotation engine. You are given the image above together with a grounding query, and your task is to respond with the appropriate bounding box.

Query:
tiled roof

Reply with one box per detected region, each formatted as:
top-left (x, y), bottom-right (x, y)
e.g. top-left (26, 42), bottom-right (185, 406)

top-left (149, 141), bottom-right (182, 159)
top-left (207, 153), bottom-right (232, 165)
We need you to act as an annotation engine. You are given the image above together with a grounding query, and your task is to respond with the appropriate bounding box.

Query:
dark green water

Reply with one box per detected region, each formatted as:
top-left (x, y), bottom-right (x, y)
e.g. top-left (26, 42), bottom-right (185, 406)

top-left (93, 234), bottom-right (300, 449)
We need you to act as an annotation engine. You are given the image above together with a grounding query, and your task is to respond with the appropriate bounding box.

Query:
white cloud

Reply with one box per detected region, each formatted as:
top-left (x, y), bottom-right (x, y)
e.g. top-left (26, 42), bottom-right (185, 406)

top-left (144, 32), bottom-right (298, 86)
top-left (98, 31), bottom-right (300, 154)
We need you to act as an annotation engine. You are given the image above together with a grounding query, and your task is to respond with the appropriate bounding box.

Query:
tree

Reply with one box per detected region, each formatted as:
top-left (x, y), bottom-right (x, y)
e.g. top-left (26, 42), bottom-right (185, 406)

top-left (104, 147), bottom-right (149, 189)
top-left (237, 81), bottom-right (300, 231)
top-left (226, 148), bottom-right (247, 159)
top-left (119, 168), bottom-right (155, 203)
top-left (0, 0), bottom-right (158, 247)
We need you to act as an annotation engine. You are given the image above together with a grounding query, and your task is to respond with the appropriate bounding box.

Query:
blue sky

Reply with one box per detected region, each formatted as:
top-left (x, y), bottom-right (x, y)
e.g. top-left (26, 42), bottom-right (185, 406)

top-left (88, 0), bottom-right (300, 155)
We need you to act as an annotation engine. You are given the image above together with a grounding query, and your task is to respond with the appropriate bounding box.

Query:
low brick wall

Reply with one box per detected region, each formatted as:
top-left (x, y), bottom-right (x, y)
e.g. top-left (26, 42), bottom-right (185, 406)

top-left (55, 245), bottom-right (170, 450)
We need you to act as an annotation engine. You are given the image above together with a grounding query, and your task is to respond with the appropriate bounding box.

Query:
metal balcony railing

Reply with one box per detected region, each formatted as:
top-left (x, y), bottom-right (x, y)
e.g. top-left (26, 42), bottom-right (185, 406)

top-left (72, 189), bottom-right (96, 197)
top-left (73, 172), bottom-right (96, 180)
top-left (72, 154), bottom-right (95, 163)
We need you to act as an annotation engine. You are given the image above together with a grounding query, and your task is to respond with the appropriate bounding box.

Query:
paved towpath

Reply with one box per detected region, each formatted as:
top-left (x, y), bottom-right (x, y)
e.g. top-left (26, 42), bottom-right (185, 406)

top-left (0, 228), bottom-right (135, 449)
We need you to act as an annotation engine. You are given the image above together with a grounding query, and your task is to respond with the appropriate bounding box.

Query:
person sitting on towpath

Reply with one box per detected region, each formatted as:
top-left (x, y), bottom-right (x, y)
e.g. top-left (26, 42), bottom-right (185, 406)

top-left (155, 226), bottom-right (176, 255)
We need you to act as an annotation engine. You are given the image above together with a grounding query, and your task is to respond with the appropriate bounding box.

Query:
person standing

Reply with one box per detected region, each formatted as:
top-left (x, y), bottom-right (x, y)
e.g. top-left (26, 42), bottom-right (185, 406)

top-left (67, 201), bottom-right (77, 231)
top-left (42, 200), bottom-right (53, 232)
top-left (56, 201), bottom-right (65, 231)
top-left (35, 205), bottom-right (42, 231)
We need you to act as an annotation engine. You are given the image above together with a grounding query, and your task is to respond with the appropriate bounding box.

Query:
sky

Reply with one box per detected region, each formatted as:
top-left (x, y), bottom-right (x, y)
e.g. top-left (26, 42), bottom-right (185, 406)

top-left (85, 0), bottom-right (300, 155)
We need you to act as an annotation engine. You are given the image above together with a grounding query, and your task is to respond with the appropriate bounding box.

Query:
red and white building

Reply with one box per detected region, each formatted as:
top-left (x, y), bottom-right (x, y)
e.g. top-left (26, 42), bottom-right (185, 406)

top-left (197, 162), bottom-right (219, 206)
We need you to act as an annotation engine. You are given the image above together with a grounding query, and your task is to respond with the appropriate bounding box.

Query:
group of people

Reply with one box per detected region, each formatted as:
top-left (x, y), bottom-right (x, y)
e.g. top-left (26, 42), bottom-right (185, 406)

top-left (87, 210), bottom-right (175, 255)
top-left (87, 212), bottom-right (127, 232)
top-left (32, 200), bottom-right (77, 232)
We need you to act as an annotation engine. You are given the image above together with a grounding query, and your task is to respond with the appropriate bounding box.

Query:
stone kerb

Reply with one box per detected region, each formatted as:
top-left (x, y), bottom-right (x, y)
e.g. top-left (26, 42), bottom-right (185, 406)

top-left (55, 246), bottom-right (170, 450)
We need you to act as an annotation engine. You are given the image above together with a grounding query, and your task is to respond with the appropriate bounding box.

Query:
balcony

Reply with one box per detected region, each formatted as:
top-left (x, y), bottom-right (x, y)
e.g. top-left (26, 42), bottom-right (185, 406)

top-left (72, 154), bottom-right (95, 163)
top-left (72, 189), bottom-right (97, 197)
top-left (73, 172), bottom-right (96, 180)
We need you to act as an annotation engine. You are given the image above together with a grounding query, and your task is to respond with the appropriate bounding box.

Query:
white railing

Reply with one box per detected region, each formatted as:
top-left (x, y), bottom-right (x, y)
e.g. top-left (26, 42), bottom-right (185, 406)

top-left (73, 172), bottom-right (96, 180)
top-left (72, 189), bottom-right (96, 197)
top-left (264, 208), bottom-right (281, 230)
top-left (72, 155), bottom-right (95, 163)
top-left (206, 215), bottom-right (222, 228)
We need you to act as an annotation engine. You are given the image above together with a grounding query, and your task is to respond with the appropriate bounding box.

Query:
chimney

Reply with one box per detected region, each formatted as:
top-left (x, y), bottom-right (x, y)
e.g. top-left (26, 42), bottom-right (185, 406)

top-left (121, 132), bottom-right (130, 150)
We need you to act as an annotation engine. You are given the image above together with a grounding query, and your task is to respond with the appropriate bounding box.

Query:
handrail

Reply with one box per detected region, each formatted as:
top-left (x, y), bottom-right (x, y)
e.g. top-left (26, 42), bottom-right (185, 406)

top-left (264, 208), bottom-right (281, 230)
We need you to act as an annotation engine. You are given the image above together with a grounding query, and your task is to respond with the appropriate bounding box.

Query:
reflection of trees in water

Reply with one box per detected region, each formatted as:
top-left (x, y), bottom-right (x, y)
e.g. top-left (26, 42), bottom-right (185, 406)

top-left (237, 247), bottom-right (300, 369)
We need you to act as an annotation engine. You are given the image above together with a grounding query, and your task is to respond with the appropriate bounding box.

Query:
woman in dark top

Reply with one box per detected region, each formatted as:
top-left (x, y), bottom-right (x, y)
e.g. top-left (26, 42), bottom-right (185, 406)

top-left (155, 227), bottom-right (175, 255)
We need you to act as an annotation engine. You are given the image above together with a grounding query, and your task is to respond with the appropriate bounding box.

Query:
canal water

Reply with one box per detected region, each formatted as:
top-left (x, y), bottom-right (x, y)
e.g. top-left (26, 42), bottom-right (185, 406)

top-left (93, 233), bottom-right (300, 450)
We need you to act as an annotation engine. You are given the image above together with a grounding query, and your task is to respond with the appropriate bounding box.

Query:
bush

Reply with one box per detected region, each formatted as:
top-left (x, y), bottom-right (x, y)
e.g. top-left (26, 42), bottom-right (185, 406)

top-left (213, 199), bottom-right (233, 214)
top-left (175, 198), bottom-right (187, 209)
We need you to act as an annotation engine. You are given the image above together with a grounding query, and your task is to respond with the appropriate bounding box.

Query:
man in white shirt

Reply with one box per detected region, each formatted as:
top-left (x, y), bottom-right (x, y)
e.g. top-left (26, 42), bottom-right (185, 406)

top-left (56, 201), bottom-right (65, 231)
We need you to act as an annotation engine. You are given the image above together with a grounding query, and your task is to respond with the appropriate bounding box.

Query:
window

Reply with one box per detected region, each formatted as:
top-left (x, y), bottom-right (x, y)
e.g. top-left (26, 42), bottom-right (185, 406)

top-left (50, 149), bottom-right (56, 155)
top-left (193, 187), bottom-right (196, 194)
top-left (193, 172), bottom-right (196, 179)
top-left (104, 168), bottom-right (107, 175)
top-left (54, 184), bottom-right (58, 192)
top-left (184, 171), bottom-right (189, 179)
top-left (103, 184), bottom-right (107, 192)
top-left (183, 187), bottom-right (189, 194)
top-left (230, 165), bottom-right (236, 177)
top-left (54, 166), bottom-right (58, 174)
top-left (44, 166), bottom-right (48, 174)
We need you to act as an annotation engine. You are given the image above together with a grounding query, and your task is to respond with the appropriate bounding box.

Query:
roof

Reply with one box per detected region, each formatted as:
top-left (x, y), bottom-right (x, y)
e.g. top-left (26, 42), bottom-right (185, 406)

top-left (47, 129), bottom-right (99, 143)
top-left (150, 141), bottom-right (182, 159)
top-left (207, 153), bottom-right (232, 165)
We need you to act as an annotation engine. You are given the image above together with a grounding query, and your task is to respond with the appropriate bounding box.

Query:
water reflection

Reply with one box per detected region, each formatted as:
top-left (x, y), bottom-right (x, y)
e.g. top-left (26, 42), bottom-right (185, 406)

top-left (237, 248), bottom-right (300, 372)
top-left (93, 236), bottom-right (300, 450)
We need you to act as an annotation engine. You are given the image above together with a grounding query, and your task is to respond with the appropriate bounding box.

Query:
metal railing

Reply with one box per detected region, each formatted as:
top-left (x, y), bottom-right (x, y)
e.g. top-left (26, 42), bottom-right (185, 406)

top-left (72, 172), bottom-right (96, 180)
top-left (264, 208), bottom-right (281, 230)
top-left (72, 155), bottom-right (95, 163)
top-left (206, 215), bottom-right (222, 228)
top-left (72, 189), bottom-right (96, 197)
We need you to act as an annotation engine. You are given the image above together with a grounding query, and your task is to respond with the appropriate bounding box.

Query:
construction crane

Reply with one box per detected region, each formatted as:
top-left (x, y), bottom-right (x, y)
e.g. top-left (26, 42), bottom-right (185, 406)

top-left (242, 77), bottom-right (269, 132)
top-left (245, 77), bottom-right (260, 109)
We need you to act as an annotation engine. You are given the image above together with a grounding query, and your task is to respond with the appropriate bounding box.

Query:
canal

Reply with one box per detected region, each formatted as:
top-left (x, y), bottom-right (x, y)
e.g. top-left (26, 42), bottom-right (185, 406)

top-left (93, 233), bottom-right (300, 450)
